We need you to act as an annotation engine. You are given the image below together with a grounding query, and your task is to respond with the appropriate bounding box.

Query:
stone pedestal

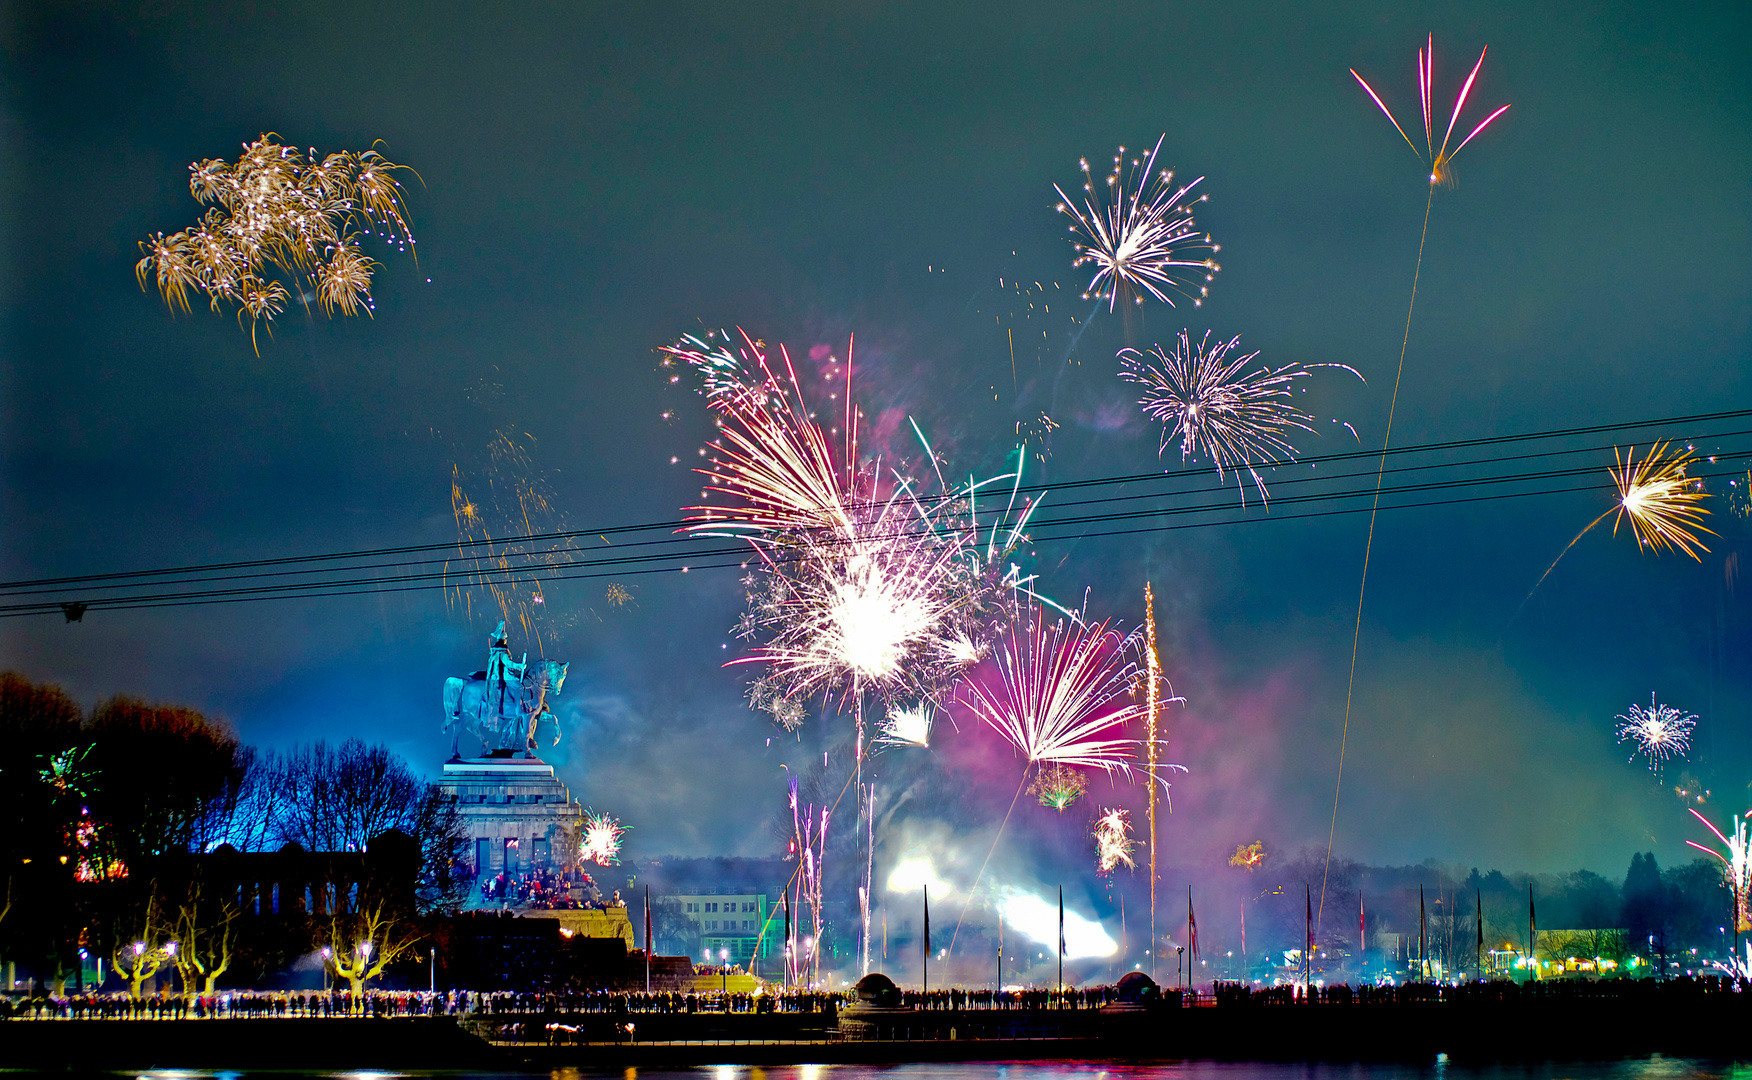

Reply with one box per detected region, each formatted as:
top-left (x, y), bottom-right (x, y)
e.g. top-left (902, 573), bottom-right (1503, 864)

top-left (435, 757), bottom-right (583, 896)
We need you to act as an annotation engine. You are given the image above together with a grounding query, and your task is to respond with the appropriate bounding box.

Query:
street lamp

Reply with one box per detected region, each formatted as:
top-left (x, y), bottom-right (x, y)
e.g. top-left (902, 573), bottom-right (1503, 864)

top-left (321, 946), bottom-right (333, 992)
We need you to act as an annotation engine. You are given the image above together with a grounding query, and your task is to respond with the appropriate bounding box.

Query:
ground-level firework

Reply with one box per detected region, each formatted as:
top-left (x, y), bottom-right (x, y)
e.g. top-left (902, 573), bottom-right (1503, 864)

top-left (1687, 808), bottom-right (1750, 934)
top-left (580, 811), bottom-right (626, 866)
top-left (1094, 807), bottom-right (1137, 874)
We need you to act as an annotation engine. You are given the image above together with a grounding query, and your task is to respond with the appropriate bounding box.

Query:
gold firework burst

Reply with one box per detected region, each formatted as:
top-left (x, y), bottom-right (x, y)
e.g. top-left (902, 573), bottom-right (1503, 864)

top-left (1610, 442), bottom-right (1714, 560)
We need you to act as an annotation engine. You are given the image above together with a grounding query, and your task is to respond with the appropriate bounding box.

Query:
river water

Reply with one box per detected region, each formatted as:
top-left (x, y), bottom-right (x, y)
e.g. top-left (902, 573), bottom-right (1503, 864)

top-left (17, 1059), bottom-right (1751, 1080)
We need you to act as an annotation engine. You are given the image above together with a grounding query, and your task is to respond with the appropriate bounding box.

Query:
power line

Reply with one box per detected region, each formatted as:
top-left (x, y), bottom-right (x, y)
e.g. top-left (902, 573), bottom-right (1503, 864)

top-left (7, 405), bottom-right (1746, 594)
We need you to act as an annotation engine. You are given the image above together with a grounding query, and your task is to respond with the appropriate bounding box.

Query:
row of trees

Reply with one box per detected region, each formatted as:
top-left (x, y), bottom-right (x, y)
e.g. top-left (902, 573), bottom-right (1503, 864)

top-left (1, 672), bottom-right (467, 996)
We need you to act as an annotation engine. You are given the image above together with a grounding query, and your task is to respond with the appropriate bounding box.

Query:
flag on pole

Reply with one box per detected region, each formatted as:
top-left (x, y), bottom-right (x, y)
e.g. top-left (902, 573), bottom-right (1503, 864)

top-left (1528, 883), bottom-right (1537, 979)
top-left (923, 885), bottom-right (931, 994)
top-left (1476, 888), bottom-right (1484, 977)
top-left (1419, 886), bottom-right (1427, 979)
top-left (1188, 886), bottom-right (1199, 967)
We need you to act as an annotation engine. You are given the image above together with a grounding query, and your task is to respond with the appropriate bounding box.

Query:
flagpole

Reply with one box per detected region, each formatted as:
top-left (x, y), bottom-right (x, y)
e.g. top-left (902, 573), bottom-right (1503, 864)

top-left (923, 885), bottom-right (930, 996)
top-left (1057, 885), bottom-right (1064, 998)
top-left (644, 885), bottom-right (651, 993)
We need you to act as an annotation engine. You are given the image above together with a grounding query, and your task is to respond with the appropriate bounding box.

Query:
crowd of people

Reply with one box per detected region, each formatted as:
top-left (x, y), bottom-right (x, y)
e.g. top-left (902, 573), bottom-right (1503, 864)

top-left (476, 868), bottom-right (630, 912)
top-left (6, 974), bottom-right (1745, 1021)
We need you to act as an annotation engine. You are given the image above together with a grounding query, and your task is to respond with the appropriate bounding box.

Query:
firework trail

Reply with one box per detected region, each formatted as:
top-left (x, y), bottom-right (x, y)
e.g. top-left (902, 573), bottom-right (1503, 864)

top-left (1352, 37), bottom-right (1512, 188)
top-left (788, 777), bottom-right (830, 986)
top-left (1512, 442), bottom-right (1715, 621)
top-left (1054, 135), bottom-right (1220, 315)
top-left (1325, 36), bottom-right (1511, 931)
top-left (580, 811), bottom-right (627, 866)
top-left (448, 430), bottom-right (579, 653)
top-left (1120, 331), bottom-right (1361, 504)
top-left (1686, 808), bottom-right (1750, 934)
top-left (136, 133), bottom-right (417, 352)
top-left (1028, 762), bottom-right (1088, 811)
top-left (1614, 693), bottom-right (1698, 774)
top-left (1094, 807), bottom-right (1138, 874)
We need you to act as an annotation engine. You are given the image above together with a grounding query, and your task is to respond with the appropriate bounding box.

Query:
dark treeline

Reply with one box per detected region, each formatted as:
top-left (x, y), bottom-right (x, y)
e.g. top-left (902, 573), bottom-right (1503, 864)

top-left (1124, 846), bottom-right (1737, 982)
top-left (1, 672), bottom-right (468, 997)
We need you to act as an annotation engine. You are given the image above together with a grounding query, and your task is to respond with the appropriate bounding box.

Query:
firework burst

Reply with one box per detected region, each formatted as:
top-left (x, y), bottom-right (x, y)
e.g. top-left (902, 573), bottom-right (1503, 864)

top-left (669, 330), bottom-right (1024, 719)
top-left (960, 601), bottom-right (1175, 780)
top-left (1228, 841), bottom-right (1267, 870)
top-left (1094, 807), bottom-right (1138, 874)
top-left (1351, 36), bottom-right (1511, 186)
top-left (1120, 330), bottom-right (1360, 503)
top-left (876, 702), bottom-right (934, 749)
top-left (1029, 763), bottom-right (1089, 811)
top-left (1610, 442), bottom-right (1714, 558)
top-left (136, 133), bottom-right (418, 352)
top-left (1614, 693), bottom-right (1698, 774)
top-left (1054, 135), bottom-right (1220, 311)
top-left (1514, 443), bottom-right (1715, 620)
top-left (580, 811), bottom-right (627, 866)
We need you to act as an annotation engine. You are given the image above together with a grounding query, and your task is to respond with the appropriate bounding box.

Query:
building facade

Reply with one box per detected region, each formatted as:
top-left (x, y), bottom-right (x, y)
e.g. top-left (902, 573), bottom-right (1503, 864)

top-left (434, 757), bottom-right (584, 891)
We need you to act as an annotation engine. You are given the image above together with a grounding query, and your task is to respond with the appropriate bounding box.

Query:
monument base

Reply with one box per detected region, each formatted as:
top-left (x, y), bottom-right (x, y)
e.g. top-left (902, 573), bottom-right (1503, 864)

top-left (435, 758), bottom-right (585, 904)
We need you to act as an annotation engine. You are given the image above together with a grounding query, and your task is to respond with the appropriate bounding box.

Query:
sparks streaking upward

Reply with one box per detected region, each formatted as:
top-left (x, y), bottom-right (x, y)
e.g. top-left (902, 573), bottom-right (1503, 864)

top-left (580, 811), bottom-right (627, 866)
top-left (1513, 442), bottom-right (1715, 619)
top-left (1120, 331), bottom-right (1361, 504)
top-left (1094, 808), bottom-right (1138, 874)
top-left (1054, 135), bottom-right (1220, 312)
top-left (1615, 694), bottom-right (1698, 774)
top-left (1352, 36), bottom-right (1511, 186)
top-left (1686, 809), bottom-right (1750, 934)
top-left (876, 703), bottom-right (933, 749)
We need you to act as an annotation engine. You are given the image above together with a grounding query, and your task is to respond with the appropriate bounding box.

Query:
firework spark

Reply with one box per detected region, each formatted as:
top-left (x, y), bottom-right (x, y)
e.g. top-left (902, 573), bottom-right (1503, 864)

top-left (788, 777), bottom-right (830, 986)
top-left (669, 330), bottom-right (1022, 714)
top-left (1120, 330), bottom-right (1360, 503)
top-left (1610, 442), bottom-right (1714, 559)
top-left (1686, 808), bottom-right (1750, 933)
top-left (1514, 443), bottom-right (1715, 620)
top-left (1054, 135), bottom-right (1220, 312)
top-left (136, 133), bottom-right (417, 352)
top-left (1228, 841), bottom-right (1267, 871)
top-left (580, 811), bottom-right (627, 866)
top-left (1351, 35), bottom-right (1511, 186)
top-left (1614, 693), bottom-right (1698, 773)
top-left (1029, 763), bottom-right (1089, 811)
top-left (1094, 807), bottom-right (1138, 874)
top-left (876, 703), bottom-right (934, 749)
top-left (961, 601), bottom-right (1174, 779)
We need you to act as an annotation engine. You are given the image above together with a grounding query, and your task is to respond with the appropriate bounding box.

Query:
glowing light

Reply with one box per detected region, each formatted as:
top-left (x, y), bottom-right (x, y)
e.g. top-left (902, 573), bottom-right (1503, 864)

top-left (886, 856), bottom-right (953, 898)
top-left (1054, 135), bottom-right (1219, 311)
top-left (1119, 330), bottom-right (1360, 503)
top-left (1094, 808), bottom-right (1137, 874)
top-left (1615, 694), bottom-right (1697, 774)
top-left (995, 887), bottom-right (1117, 959)
top-left (580, 811), bottom-right (627, 866)
top-left (1351, 35), bottom-right (1511, 187)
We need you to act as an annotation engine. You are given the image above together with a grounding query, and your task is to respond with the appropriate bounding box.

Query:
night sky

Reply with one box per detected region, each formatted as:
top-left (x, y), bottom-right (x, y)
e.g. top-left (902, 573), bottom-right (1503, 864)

top-left (3, 0), bottom-right (1749, 890)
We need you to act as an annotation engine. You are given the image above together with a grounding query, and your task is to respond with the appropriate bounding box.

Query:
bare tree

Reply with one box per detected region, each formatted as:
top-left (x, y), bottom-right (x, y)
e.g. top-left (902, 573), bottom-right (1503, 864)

top-left (163, 868), bottom-right (241, 996)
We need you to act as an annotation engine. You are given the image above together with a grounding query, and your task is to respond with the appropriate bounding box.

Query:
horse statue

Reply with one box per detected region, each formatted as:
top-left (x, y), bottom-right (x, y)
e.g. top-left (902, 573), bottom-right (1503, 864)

top-left (442, 620), bottom-right (568, 759)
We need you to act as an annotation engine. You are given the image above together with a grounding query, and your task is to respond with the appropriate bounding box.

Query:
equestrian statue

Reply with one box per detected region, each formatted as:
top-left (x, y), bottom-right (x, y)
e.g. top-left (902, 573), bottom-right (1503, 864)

top-left (442, 620), bottom-right (568, 759)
